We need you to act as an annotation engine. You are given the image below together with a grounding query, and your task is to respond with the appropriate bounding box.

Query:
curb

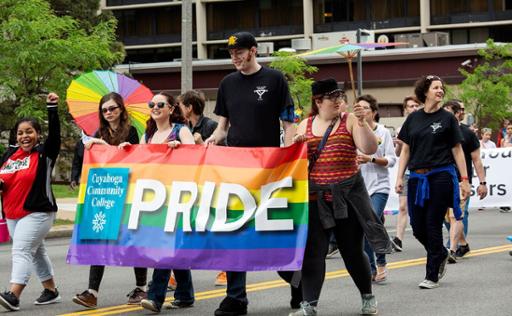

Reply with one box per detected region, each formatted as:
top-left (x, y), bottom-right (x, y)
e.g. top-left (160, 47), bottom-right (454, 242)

top-left (47, 225), bottom-right (74, 239)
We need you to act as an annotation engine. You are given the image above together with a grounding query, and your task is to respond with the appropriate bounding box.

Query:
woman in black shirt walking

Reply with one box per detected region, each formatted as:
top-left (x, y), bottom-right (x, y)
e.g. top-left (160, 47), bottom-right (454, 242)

top-left (395, 75), bottom-right (470, 289)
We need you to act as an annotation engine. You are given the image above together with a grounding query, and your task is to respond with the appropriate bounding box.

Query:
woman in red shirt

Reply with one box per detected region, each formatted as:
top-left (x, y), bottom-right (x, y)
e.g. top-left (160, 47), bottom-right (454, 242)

top-left (0, 93), bottom-right (61, 311)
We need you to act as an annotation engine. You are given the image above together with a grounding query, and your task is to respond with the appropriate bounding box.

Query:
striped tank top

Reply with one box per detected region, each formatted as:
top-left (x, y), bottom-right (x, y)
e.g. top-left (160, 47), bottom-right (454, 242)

top-left (306, 113), bottom-right (358, 187)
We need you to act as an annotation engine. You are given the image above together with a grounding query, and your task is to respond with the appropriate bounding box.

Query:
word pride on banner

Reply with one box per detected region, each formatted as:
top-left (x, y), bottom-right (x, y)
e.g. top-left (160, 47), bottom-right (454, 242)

top-left (66, 143), bottom-right (308, 271)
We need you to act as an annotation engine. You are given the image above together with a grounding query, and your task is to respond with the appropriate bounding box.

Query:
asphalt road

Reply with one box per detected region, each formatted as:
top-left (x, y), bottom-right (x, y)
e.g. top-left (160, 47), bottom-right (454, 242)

top-left (0, 208), bottom-right (511, 316)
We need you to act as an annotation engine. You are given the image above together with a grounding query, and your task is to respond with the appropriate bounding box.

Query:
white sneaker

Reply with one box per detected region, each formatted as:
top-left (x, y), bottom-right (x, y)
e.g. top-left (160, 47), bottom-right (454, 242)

top-left (288, 301), bottom-right (317, 316)
top-left (418, 279), bottom-right (439, 289)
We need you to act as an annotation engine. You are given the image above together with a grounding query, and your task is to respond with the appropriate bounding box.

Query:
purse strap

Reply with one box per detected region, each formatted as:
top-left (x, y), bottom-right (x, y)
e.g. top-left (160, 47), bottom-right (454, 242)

top-left (309, 115), bottom-right (339, 173)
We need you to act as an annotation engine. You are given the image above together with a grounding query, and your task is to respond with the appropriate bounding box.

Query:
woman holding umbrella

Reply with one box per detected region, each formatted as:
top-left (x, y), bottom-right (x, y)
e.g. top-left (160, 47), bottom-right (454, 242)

top-left (130, 92), bottom-right (195, 313)
top-left (72, 92), bottom-right (148, 309)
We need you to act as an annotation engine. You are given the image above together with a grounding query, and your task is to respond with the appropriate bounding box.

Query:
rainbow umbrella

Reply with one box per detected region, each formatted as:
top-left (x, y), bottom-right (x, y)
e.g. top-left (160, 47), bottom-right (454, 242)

top-left (66, 70), bottom-right (153, 137)
top-left (297, 42), bottom-right (407, 100)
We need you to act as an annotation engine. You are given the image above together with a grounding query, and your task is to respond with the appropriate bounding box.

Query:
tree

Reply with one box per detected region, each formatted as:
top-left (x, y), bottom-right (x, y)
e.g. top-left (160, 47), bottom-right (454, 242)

top-left (270, 51), bottom-right (318, 120)
top-left (457, 39), bottom-right (512, 130)
top-left (0, 0), bottom-right (124, 130)
top-left (49, 0), bottom-right (102, 31)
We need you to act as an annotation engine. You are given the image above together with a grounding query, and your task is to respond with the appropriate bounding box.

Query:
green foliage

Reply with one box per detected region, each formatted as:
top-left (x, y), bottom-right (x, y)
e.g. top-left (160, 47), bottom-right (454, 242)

top-left (52, 183), bottom-right (79, 199)
top-left (270, 51), bottom-right (318, 119)
top-left (49, 0), bottom-right (101, 31)
top-left (0, 0), bottom-right (124, 127)
top-left (457, 39), bottom-right (512, 130)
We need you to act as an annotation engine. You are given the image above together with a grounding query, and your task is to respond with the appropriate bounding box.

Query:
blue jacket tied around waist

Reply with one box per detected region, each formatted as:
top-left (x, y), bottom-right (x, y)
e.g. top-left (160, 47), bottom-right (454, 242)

top-left (409, 164), bottom-right (463, 220)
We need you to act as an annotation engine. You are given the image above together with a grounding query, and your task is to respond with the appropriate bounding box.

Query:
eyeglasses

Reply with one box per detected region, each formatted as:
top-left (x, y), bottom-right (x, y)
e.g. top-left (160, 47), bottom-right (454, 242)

top-left (323, 90), bottom-right (346, 102)
top-left (148, 101), bottom-right (167, 109)
top-left (101, 106), bottom-right (119, 114)
top-left (460, 108), bottom-right (465, 112)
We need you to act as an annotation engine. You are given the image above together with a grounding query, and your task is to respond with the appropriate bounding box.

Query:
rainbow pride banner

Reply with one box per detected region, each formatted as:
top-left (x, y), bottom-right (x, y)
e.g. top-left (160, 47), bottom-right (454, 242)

top-left (66, 143), bottom-right (308, 271)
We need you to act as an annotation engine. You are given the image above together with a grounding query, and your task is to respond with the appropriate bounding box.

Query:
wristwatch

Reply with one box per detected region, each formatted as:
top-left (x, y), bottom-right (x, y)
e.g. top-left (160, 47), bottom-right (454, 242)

top-left (371, 157), bottom-right (376, 163)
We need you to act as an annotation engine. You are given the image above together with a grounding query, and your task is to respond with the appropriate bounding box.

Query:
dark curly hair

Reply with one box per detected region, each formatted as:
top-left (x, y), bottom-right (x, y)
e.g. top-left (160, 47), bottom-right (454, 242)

top-left (443, 99), bottom-right (463, 114)
top-left (145, 91), bottom-right (186, 141)
top-left (414, 75), bottom-right (445, 103)
top-left (97, 92), bottom-right (131, 146)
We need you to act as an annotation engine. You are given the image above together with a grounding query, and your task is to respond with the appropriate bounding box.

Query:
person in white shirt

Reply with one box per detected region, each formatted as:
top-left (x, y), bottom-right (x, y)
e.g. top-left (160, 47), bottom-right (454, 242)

top-left (356, 94), bottom-right (397, 283)
top-left (480, 128), bottom-right (496, 149)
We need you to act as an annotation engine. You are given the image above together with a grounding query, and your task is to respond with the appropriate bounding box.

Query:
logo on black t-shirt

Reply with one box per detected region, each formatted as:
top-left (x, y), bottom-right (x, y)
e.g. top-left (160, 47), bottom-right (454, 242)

top-left (430, 122), bottom-right (442, 134)
top-left (254, 86), bottom-right (268, 101)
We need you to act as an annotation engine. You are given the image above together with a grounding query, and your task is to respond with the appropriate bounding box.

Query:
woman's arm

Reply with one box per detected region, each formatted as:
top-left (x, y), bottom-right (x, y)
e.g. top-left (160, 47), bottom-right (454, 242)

top-left (452, 143), bottom-right (471, 199)
top-left (282, 121), bottom-right (296, 147)
top-left (348, 113), bottom-right (378, 155)
top-left (43, 93), bottom-right (61, 160)
top-left (395, 142), bottom-right (410, 193)
top-left (84, 137), bottom-right (108, 150)
top-left (179, 127), bottom-right (195, 145)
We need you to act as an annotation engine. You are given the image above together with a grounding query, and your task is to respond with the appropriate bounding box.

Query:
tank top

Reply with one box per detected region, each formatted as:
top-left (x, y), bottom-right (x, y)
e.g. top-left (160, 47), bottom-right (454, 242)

top-left (145, 123), bottom-right (185, 144)
top-left (306, 113), bottom-right (358, 187)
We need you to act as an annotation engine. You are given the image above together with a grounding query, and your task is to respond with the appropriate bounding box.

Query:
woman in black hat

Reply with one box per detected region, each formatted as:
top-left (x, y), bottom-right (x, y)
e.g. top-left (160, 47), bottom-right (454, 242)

top-left (291, 78), bottom-right (391, 315)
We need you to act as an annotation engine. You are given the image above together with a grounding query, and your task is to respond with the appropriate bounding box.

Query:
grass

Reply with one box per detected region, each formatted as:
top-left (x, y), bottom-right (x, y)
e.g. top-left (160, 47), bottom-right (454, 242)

top-left (54, 218), bottom-right (74, 226)
top-left (52, 184), bottom-right (79, 199)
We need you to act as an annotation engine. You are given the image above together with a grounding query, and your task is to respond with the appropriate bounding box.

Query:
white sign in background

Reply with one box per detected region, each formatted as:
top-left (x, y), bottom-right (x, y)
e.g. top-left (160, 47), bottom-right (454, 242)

top-left (385, 147), bottom-right (512, 211)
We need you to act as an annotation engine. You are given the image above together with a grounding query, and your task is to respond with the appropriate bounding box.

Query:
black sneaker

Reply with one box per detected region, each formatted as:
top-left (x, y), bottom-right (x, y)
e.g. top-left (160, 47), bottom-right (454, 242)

top-left (326, 243), bottom-right (339, 258)
top-left (214, 297), bottom-right (248, 316)
top-left (391, 236), bottom-right (403, 252)
top-left (448, 250), bottom-right (457, 264)
top-left (500, 207), bottom-right (511, 213)
top-left (166, 299), bottom-right (194, 309)
top-left (455, 244), bottom-right (470, 258)
top-left (0, 291), bottom-right (20, 311)
top-left (34, 288), bottom-right (61, 305)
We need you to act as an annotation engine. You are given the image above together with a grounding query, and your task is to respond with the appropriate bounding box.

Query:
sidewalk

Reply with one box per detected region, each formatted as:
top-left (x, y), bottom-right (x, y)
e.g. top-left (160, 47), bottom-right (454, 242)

top-left (47, 197), bottom-right (78, 239)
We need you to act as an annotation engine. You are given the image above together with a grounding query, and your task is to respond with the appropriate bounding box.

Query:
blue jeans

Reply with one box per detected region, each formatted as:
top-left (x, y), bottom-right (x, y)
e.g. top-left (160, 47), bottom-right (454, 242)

top-left (363, 192), bottom-right (389, 274)
top-left (147, 269), bottom-right (194, 309)
top-left (444, 197), bottom-right (470, 248)
top-left (6, 212), bottom-right (56, 285)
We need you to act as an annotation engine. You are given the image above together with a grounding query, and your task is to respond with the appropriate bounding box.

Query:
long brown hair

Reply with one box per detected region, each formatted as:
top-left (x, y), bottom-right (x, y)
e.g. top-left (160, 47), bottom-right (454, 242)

top-left (97, 92), bottom-right (131, 145)
top-left (145, 91), bottom-right (186, 140)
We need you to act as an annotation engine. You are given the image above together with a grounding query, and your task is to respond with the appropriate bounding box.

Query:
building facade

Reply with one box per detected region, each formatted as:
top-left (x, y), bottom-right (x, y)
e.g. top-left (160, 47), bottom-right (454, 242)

top-left (100, 0), bottom-right (511, 123)
top-left (101, 0), bottom-right (512, 63)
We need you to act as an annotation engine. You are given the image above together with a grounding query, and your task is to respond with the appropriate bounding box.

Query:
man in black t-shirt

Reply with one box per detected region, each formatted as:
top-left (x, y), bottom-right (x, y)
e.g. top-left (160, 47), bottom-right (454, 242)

top-left (443, 100), bottom-right (487, 259)
top-left (205, 32), bottom-right (296, 316)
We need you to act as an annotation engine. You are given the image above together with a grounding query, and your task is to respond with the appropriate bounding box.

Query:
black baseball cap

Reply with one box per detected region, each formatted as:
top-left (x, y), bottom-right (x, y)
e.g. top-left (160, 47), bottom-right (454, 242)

top-left (227, 32), bottom-right (257, 50)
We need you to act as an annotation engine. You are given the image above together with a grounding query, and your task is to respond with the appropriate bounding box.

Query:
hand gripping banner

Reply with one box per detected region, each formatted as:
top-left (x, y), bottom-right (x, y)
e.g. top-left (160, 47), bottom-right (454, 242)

top-left (66, 143), bottom-right (308, 271)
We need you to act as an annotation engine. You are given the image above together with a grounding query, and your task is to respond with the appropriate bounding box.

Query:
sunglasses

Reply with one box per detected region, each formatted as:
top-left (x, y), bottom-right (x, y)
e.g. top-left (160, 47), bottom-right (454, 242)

top-left (426, 75), bottom-right (442, 81)
top-left (101, 106), bottom-right (119, 114)
top-left (148, 101), bottom-right (168, 109)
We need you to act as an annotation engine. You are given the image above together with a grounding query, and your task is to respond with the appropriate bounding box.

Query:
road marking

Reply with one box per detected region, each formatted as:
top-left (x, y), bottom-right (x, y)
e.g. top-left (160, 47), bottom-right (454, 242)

top-left (58, 244), bottom-right (512, 316)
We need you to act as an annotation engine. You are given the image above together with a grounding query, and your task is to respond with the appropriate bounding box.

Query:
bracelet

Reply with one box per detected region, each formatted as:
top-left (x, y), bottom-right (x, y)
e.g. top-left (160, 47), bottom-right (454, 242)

top-left (480, 181), bottom-right (487, 185)
top-left (461, 176), bottom-right (469, 181)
